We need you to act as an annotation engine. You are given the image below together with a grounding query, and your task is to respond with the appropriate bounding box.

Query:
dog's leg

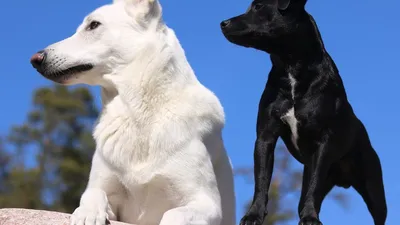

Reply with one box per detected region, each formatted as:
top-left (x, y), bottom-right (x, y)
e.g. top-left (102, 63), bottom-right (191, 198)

top-left (298, 165), bottom-right (334, 218)
top-left (70, 152), bottom-right (125, 225)
top-left (159, 204), bottom-right (221, 225)
top-left (239, 72), bottom-right (282, 225)
top-left (298, 136), bottom-right (338, 225)
top-left (298, 165), bottom-right (310, 216)
top-left (352, 147), bottom-right (387, 225)
top-left (158, 139), bottom-right (225, 225)
top-left (239, 120), bottom-right (280, 225)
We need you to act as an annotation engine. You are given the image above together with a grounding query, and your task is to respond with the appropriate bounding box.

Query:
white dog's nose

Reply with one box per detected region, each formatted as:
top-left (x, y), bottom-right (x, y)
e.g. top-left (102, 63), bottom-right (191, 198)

top-left (30, 50), bottom-right (46, 71)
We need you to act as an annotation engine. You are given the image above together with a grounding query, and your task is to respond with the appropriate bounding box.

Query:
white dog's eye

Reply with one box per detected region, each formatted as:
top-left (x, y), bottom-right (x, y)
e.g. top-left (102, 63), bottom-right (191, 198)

top-left (87, 21), bottom-right (101, 31)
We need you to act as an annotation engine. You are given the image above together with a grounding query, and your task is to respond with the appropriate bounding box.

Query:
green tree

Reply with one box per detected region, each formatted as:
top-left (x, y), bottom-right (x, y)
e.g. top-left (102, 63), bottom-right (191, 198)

top-left (0, 134), bottom-right (42, 209)
top-left (0, 137), bottom-right (11, 205)
top-left (235, 146), bottom-right (348, 225)
top-left (1, 85), bottom-right (98, 212)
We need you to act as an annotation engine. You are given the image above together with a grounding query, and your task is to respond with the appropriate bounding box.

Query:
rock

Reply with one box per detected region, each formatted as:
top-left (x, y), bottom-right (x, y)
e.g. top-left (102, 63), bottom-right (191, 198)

top-left (0, 208), bottom-right (131, 225)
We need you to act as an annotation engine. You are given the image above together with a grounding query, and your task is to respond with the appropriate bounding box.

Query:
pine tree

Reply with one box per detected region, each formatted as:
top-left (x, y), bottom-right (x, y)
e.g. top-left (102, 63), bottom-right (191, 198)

top-left (3, 85), bottom-right (98, 212)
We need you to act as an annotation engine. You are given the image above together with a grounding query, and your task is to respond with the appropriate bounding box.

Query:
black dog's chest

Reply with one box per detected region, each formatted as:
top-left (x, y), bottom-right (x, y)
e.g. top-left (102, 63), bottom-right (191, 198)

top-left (280, 99), bottom-right (325, 145)
top-left (274, 74), bottom-right (337, 152)
top-left (278, 74), bottom-right (300, 149)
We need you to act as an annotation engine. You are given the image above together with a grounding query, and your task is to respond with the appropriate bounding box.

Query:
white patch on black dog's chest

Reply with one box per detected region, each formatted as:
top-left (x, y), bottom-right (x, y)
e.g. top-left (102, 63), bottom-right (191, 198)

top-left (280, 73), bottom-right (299, 150)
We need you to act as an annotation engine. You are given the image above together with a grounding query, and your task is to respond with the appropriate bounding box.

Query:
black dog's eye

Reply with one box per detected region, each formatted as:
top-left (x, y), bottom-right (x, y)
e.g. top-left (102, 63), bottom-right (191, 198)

top-left (253, 3), bottom-right (264, 11)
top-left (87, 21), bottom-right (101, 31)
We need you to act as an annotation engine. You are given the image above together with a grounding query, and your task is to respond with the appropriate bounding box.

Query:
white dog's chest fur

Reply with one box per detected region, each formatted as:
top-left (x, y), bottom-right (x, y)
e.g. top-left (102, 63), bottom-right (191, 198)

top-left (280, 73), bottom-right (299, 149)
top-left (95, 110), bottom-right (152, 181)
top-left (94, 95), bottom-right (193, 184)
top-left (94, 102), bottom-right (170, 224)
top-left (92, 89), bottom-right (233, 224)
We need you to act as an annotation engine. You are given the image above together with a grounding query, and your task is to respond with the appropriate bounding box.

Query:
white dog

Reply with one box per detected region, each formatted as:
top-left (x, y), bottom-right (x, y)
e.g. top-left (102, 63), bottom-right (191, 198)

top-left (29, 0), bottom-right (236, 225)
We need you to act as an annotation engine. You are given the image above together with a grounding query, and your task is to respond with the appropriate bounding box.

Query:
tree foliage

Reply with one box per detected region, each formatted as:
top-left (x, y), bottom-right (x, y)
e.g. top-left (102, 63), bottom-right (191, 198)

top-left (0, 85), bottom-right (98, 212)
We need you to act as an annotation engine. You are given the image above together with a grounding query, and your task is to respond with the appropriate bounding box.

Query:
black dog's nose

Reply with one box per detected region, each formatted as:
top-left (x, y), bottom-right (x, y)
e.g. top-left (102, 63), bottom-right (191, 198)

top-left (30, 50), bottom-right (46, 70)
top-left (220, 20), bottom-right (231, 28)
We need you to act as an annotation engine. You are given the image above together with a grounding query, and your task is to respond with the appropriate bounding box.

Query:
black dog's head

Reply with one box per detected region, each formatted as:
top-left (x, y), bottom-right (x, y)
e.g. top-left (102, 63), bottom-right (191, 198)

top-left (220, 0), bottom-right (309, 54)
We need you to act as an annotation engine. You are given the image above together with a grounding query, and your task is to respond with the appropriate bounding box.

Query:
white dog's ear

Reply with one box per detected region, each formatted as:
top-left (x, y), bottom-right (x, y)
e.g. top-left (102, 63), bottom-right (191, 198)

top-left (124, 0), bottom-right (162, 21)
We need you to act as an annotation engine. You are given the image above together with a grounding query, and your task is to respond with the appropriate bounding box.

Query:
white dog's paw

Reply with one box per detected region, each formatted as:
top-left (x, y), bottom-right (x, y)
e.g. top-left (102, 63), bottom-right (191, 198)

top-left (70, 206), bottom-right (109, 225)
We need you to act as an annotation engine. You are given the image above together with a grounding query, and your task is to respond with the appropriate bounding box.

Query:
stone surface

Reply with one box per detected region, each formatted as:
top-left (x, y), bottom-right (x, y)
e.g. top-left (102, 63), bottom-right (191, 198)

top-left (0, 208), bottom-right (131, 225)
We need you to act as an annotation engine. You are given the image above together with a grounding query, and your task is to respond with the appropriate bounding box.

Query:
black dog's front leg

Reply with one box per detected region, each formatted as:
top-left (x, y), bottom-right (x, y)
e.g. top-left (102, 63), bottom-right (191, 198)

top-left (240, 72), bottom-right (282, 225)
top-left (240, 132), bottom-right (279, 225)
top-left (298, 139), bottom-right (336, 225)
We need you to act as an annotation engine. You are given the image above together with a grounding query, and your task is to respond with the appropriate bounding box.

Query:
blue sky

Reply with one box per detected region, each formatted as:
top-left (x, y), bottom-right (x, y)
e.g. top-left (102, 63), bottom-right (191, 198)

top-left (0, 0), bottom-right (399, 224)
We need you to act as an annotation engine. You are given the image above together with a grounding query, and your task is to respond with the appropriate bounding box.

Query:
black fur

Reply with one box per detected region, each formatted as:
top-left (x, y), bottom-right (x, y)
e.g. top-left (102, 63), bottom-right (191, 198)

top-left (220, 0), bottom-right (387, 224)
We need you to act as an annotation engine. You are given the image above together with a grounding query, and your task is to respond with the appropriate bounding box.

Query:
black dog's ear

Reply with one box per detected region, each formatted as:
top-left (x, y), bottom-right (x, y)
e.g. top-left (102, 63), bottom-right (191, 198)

top-left (295, 0), bottom-right (307, 8)
top-left (278, 0), bottom-right (307, 10)
top-left (246, 5), bottom-right (252, 13)
top-left (278, 0), bottom-right (291, 10)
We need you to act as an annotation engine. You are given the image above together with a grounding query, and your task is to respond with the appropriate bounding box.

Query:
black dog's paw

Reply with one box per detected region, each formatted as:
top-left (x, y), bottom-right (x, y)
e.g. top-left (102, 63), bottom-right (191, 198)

top-left (239, 213), bottom-right (264, 225)
top-left (299, 217), bottom-right (322, 225)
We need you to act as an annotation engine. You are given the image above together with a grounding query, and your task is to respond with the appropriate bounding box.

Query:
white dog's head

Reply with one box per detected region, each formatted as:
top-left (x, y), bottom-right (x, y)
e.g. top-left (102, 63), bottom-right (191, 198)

top-left (30, 0), bottom-right (164, 85)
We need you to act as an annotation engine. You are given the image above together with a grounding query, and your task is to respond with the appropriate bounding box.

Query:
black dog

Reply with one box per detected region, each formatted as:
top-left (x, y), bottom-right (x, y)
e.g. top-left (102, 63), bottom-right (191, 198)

top-left (220, 0), bottom-right (387, 224)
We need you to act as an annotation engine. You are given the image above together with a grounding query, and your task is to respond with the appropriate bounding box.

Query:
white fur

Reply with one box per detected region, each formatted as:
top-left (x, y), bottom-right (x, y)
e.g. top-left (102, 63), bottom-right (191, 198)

top-left (280, 73), bottom-right (299, 149)
top-left (40, 1), bottom-right (236, 225)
